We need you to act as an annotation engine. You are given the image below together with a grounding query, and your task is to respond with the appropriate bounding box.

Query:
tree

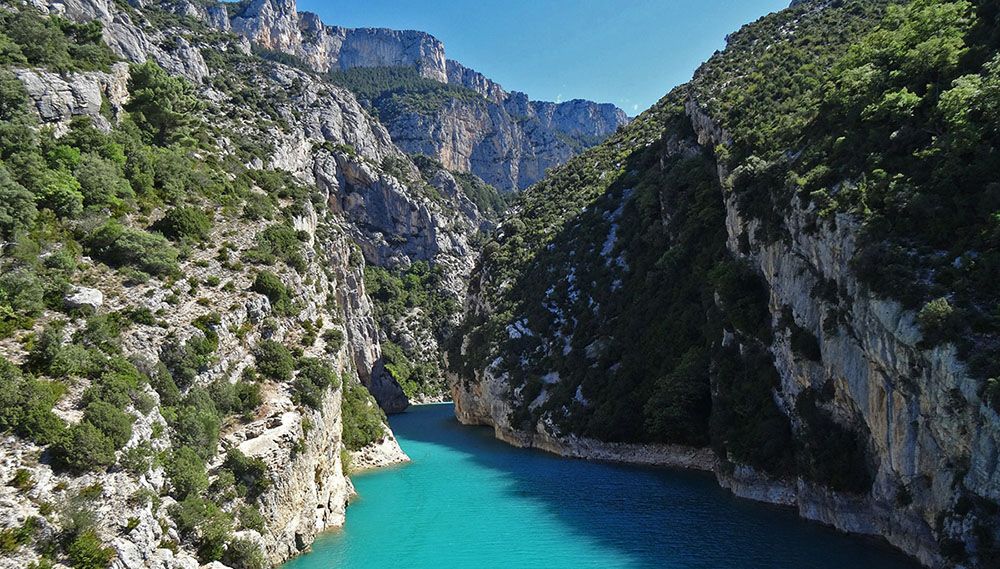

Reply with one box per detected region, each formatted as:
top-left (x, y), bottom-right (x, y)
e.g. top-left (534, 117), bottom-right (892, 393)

top-left (170, 497), bottom-right (233, 562)
top-left (54, 422), bottom-right (116, 473)
top-left (66, 528), bottom-right (115, 569)
top-left (0, 165), bottom-right (36, 241)
top-left (165, 446), bottom-right (209, 500)
top-left (82, 401), bottom-right (133, 449)
top-left (125, 61), bottom-right (201, 146)
top-left (74, 154), bottom-right (133, 210)
top-left (35, 169), bottom-right (83, 218)
top-left (85, 219), bottom-right (179, 276)
top-left (254, 341), bottom-right (294, 382)
top-left (153, 206), bottom-right (212, 242)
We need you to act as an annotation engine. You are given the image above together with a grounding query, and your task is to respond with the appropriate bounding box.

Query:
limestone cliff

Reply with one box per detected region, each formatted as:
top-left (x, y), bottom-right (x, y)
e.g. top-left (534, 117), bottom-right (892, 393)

top-left (0, 0), bottom-right (504, 567)
top-left (159, 0), bottom-right (629, 191)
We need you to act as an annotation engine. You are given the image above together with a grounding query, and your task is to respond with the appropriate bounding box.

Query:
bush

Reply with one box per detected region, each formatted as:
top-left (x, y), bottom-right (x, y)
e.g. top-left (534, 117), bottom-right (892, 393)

top-left (165, 446), bottom-right (208, 500)
top-left (126, 61), bottom-right (200, 146)
top-left (9, 468), bottom-right (33, 490)
top-left (35, 169), bottom-right (84, 218)
top-left (292, 358), bottom-right (339, 409)
top-left (250, 271), bottom-right (293, 315)
top-left (244, 223), bottom-right (305, 272)
top-left (342, 384), bottom-right (386, 450)
top-left (153, 206), bottom-right (212, 242)
top-left (0, 163), bottom-right (36, 240)
top-left (85, 219), bottom-right (179, 276)
top-left (223, 538), bottom-right (266, 569)
top-left (0, 357), bottom-right (66, 445)
top-left (159, 334), bottom-right (215, 390)
top-left (66, 528), bottom-right (115, 569)
top-left (82, 401), bottom-right (134, 449)
top-left (170, 497), bottom-right (232, 563)
top-left (208, 380), bottom-right (261, 417)
top-left (223, 449), bottom-right (270, 500)
top-left (917, 297), bottom-right (960, 345)
top-left (74, 154), bottom-right (132, 209)
top-left (254, 341), bottom-right (294, 382)
top-left (237, 505), bottom-right (265, 532)
top-left (170, 391), bottom-right (222, 461)
top-left (53, 422), bottom-right (116, 473)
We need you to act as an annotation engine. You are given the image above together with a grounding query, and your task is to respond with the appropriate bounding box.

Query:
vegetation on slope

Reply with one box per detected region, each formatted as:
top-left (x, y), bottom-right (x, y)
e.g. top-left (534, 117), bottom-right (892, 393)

top-left (453, 0), bottom-right (899, 486)
top-left (0, 5), bottom-right (362, 566)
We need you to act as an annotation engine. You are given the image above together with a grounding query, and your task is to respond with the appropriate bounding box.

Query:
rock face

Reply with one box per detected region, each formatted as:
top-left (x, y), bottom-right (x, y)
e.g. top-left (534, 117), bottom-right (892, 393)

top-left (386, 65), bottom-right (629, 191)
top-left (14, 62), bottom-right (129, 133)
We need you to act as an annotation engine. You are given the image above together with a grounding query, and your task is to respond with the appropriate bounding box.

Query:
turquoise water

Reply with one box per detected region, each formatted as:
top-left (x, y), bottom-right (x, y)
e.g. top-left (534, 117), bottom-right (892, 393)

top-left (284, 404), bottom-right (920, 569)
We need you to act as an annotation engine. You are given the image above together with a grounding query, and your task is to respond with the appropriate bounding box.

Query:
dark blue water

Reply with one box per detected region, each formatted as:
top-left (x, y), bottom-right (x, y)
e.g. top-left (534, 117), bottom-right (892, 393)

top-left (283, 404), bottom-right (920, 569)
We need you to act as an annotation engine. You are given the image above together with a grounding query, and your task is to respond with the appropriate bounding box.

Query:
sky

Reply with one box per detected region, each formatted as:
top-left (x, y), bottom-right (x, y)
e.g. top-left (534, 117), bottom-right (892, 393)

top-left (295, 0), bottom-right (790, 114)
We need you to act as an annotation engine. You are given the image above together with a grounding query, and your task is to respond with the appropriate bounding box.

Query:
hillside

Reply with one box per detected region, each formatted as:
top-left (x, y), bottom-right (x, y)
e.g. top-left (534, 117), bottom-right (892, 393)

top-left (451, 1), bottom-right (1000, 567)
top-left (0, 0), bottom-right (495, 566)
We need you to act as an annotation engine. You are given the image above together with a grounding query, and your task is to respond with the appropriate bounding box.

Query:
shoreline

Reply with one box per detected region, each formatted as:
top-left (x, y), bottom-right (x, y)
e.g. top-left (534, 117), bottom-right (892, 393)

top-left (455, 414), bottom-right (936, 569)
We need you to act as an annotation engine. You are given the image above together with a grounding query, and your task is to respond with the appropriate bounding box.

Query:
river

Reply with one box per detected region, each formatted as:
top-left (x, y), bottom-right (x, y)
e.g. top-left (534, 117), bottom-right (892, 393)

top-left (282, 403), bottom-right (919, 569)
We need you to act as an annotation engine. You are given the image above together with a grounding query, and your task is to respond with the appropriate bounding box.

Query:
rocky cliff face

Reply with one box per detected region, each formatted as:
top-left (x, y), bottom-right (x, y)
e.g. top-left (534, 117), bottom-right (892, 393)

top-left (156, 0), bottom-right (630, 192)
top-left (384, 73), bottom-right (629, 191)
top-left (0, 0), bottom-right (504, 567)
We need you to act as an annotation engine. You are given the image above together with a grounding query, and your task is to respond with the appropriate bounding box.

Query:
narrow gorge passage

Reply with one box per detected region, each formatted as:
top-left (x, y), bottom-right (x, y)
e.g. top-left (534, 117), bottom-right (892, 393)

top-left (283, 405), bottom-right (920, 569)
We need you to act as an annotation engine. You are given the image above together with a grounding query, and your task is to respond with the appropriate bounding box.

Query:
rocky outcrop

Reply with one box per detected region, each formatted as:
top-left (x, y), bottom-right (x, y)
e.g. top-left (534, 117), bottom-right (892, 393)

top-left (226, 0), bottom-right (448, 81)
top-left (385, 88), bottom-right (629, 191)
top-left (14, 62), bottom-right (129, 133)
top-left (30, 0), bottom-right (210, 82)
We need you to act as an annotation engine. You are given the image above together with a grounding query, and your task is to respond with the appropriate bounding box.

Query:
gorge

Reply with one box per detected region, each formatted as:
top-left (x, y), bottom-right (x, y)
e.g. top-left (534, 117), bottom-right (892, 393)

top-left (0, 1), bottom-right (998, 569)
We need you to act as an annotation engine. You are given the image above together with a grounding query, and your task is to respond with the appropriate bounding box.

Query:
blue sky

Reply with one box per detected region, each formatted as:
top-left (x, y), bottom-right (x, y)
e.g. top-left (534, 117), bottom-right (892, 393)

top-left (295, 0), bottom-right (790, 113)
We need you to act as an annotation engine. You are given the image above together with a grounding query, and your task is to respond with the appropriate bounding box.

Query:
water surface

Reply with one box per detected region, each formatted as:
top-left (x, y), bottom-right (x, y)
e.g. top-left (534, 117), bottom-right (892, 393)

top-left (284, 404), bottom-right (920, 569)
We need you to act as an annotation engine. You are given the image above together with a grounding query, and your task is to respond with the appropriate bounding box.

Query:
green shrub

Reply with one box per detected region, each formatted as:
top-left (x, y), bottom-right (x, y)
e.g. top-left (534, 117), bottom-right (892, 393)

top-left (169, 496), bottom-right (232, 563)
top-left (917, 297), bottom-right (960, 346)
top-left (322, 328), bottom-right (344, 353)
top-left (237, 505), bottom-right (265, 532)
top-left (254, 340), bottom-right (294, 382)
top-left (35, 169), bottom-right (83, 218)
top-left (85, 219), bottom-right (179, 276)
top-left (292, 357), bottom-right (339, 409)
top-left (0, 357), bottom-right (66, 445)
top-left (342, 384), bottom-right (386, 450)
top-left (208, 380), bottom-right (261, 417)
top-left (125, 61), bottom-right (200, 146)
top-left (53, 422), bottom-right (116, 473)
top-left (9, 468), bottom-right (32, 490)
top-left (223, 537), bottom-right (266, 569)
top-left (250, 271), bottom-right (293, 315)
top-left (82, 401), bottom-right (134, 448)
top-left (153, 206), bottom-right (212, 242)
top-left (159, 334), bottom-right (215, 390)
top-left (74, 154), bottom-right (132, 209)
top-left (223, 448), bottom-right (270, 500)
top-left (66, 528), bottom-right (115, 569)
top-left (244, 223), bottom-right (305, 272)
top-left (165, 446), bottom-right (208, 500)
top-left (170, 390), bottom-right (222, 461)
top-left (0, 163), bottom-right (36, 240)
top-left (0, 8), bottom-right (114, 73)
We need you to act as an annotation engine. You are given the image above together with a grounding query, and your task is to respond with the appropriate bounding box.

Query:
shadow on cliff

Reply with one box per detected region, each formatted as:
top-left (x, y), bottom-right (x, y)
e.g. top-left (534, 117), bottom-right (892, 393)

top-left (386, 404), bottom-right (920, 569)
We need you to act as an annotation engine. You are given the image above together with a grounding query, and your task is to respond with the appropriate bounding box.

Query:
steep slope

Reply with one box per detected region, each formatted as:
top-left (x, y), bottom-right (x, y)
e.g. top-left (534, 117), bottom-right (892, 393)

top-left (169, 0), bottom-right (629, 191)
top-left (452, 1), bottom-right (1000, 567)
top-left (0, 0), bottom-right (492, 567)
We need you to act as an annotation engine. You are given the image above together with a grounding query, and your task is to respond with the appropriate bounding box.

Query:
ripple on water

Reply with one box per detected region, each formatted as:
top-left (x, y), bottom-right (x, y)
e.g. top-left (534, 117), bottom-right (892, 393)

top-left (282, 404), bottom-right (921, 569)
